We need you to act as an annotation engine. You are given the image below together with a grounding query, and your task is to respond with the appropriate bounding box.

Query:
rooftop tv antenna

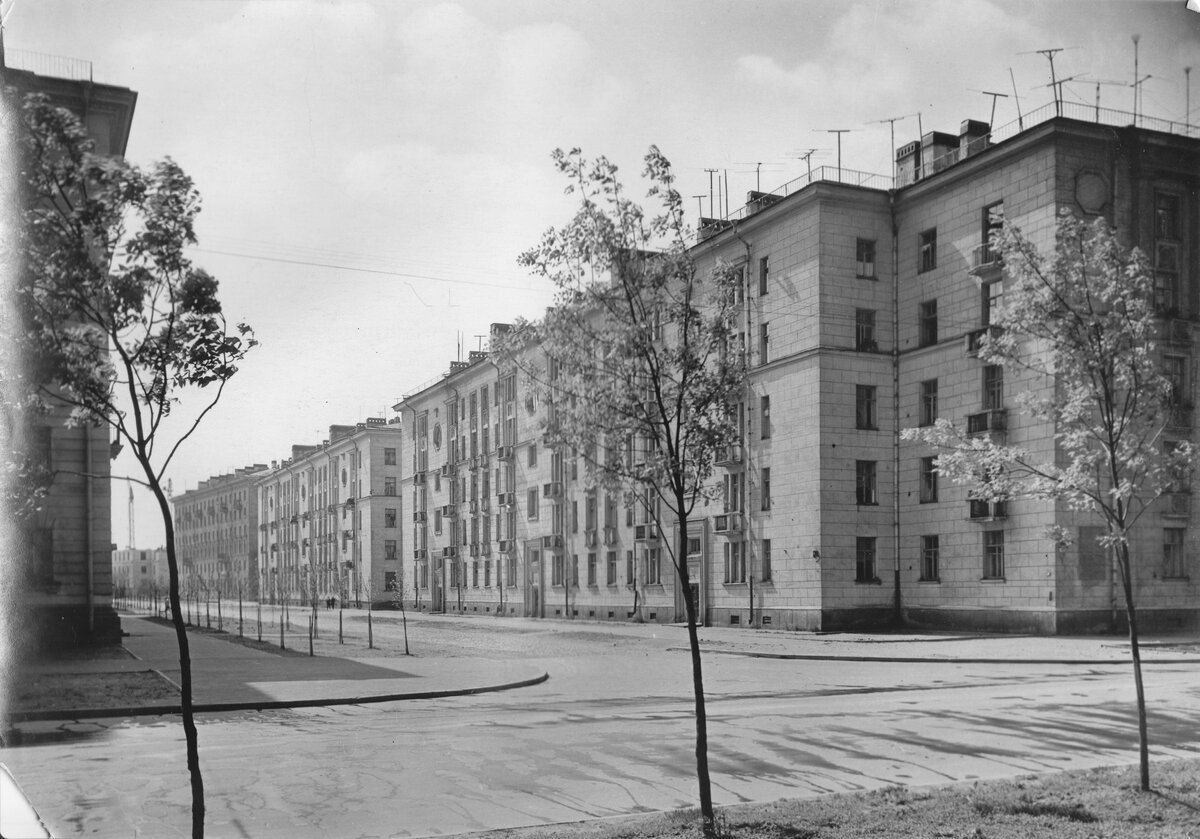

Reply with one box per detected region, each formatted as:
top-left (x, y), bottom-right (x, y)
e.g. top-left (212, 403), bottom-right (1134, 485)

top-left (1186, 67), bottom-right (1193, 136)
top-left (1033, 48), bottom-right (1067, 115)
top-left (971, 90), bottom-right (1009, 131)
top-left (815, 129), bottom-right (855, 180)
top-left (1073, 77), bottom-right (1127, 121)
top-left (703, 169), bottom-right (718, 217)
top-left (787, 148), bottom-right (821, 181)
top-left (1132, 34), bottom-right (1141, 122)
top-left (1008, 68), bottom-right (1025, 128)
top-left (868, 114), bottom-right (914, 174)
top-left (692, 194), bottom-right (705, 219)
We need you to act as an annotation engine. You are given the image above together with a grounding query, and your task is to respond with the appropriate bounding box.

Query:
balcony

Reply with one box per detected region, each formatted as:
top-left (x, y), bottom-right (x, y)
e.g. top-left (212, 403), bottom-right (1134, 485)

top-left (412, 471), bottom-right (427, 486)
top-left (715, 445), bottom-right (743, 467)
top-left (440, 505), bottom-right (457, 518)
top-left (714, 513), bottom-right (743, 534)
top-left (968, 499), bottom-right (1008, 521)
top-left (440, 463), bottom-right (452, 478)
top-left (1162, 318), bottom-right (1193, 347)
top-left (965, 325), bottom-right (1003, 357)
top-left (413, 510), bottom-right (427, 523)
top-left (469, 543), bottom-right (480, 557)
top-left (543, 481), bottom-right (563, 499)
top-left (1167, 403), bottom-right (1194, 430)
top-left (541, 534), bottom-right (563, 550)
top-left (1162, 491), bottom-right (1191, 518)
top-left (635, 524), bottom-right (658, 542)
top-left (413, 549), bottom-right (427, 560)
top-left (968, 242), bottom-right (1002, 282)
top-left (498, 540), bottom-right (514, 554)
top-left (497, 445), bottom-right (514, 461)
top-left (442, 546), bottom-right (457, 558)
top-left (497, 491), bottom-right (515, 507)
top-left (585, 529), bottom-right (599, 547)
top-left (966, 409), bottom-right (1008, 442)
top-left (603, 527), bottom-right (618, 545)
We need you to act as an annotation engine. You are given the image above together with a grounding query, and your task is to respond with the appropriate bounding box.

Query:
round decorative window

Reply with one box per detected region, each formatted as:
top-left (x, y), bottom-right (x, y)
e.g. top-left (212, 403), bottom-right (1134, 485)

top-left (433, 423), bottom-right (442, 450)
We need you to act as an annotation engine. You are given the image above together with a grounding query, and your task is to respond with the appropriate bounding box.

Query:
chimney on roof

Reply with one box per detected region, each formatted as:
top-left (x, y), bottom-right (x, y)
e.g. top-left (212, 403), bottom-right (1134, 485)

top-left (921, 131), bottom-right (959, 176)
top-left (895, 140), bottom-right (921, 185)
top-left (959, 119), bottom-right (991, 159)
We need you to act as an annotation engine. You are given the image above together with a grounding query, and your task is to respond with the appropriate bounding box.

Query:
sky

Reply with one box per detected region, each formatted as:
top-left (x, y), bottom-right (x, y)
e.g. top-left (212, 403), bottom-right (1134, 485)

top-left (4, 0), bottom-right (1199, 549)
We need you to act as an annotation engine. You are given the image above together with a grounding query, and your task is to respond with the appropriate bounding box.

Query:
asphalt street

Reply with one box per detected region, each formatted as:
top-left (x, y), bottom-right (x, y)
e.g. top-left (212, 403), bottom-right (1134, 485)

top-left (3, 611), bottom-right (1199, 838)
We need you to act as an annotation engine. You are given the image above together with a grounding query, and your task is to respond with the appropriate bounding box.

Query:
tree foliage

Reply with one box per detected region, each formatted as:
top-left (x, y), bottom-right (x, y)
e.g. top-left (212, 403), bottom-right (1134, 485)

top-left (10, 91), bottom-right (256, 837)
top-left (506, 146), bottom-right (746, 835)
top-left (903, 209), bottom-right (1196, 792)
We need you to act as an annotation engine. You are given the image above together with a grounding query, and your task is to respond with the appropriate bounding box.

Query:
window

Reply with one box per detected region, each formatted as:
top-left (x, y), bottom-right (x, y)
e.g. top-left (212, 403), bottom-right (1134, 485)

top-left (571, 554), bottom-right (579, 587)
top-left (919, 300), bottom-right (938, 347)
top-left (919, 456), bottom-right (938, 503)
top-left (528, 443), bottom-right (537, 468)
top-left (760, 395), bottom-right (771, 439)
top-left (645, 548), bottom-right (661, 585)
top-left (983, 530), bottom-right (1005, 579)
top-left (434, 509), bottom-right (442, 535)
top-left (587, 552), bottom-right (598, 586)
top-left (759, 322), bottom-right (770, 365)
top-left (385, 540), bottom-right (397, 560)
top-left (856, 385), bottom-right (877, 430)
top-left (855, 309), bottom-right (877, 351)
top-left (762, 467), bottom-right (771, 511)
top-left (856, 238), bottom-right (876, 279)
top-left (384, 477), bottom-right (396, 496)
top-left (919, 228), bottom-right (937, 272)
top-left (626, 550), bottom-right (635, 587)
top-left (724, 541), bottom-right (746, 583)
top-left (384, 447), bottom-right (397, 465)
top-left (385, 571), bottom-right (397, 591)
top-left (606, 551), bottom-right (618, 586)
top-left (1155, 192), bottom-right (1182, 314)
top-left (983, 365), bottom-right (1004, 410)
top-left (856, 536), bottom-right (877, 582)
top-left (385, 508), bottom-right (396, 528)
top-left (982, 281), bottom-right (1004, 326)
top-left (761, 538), bottom-right (772, 582)
top-left (856, 460), bottom-right (877, 505)
top-left (527, 488), bottom-right (539, 520)
top-left (758, 256), bottom-right (769, 296)
top-left (1164, 355), bottom-right (1186, 405)
top-left (921, 535), bottom-right (939, 581)
top-left (552, 553), bottom-right (564, 586)
top-left (1163, 528), bottom-right (1187, 578)
top-left (920, 379), bottom-right (938, 426)
top-left (724, 472), bottom-right (744, 512)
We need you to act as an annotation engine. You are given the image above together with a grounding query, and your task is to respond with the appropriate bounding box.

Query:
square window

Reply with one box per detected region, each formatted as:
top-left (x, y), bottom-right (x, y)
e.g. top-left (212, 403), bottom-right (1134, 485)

top-left (856, 460), bottom-right (877, 505)
top-left (920, 379), bottom-right (938, 426)
top-left (856, 238), bottom-right (876, 279)
top-left (984, 530), bottom-right (1005, 579)
top-left (856, 536), bottom-right (877, 582)
top-left (855, 309), bottom-right (877, 352)
top-left (1164, 528), bottom-right (1187, 578)
top-left (919, 456), bottom-right (938, 503)
top-left (921, 535), bottom-right (939, 581)
top-left (856, 385), bottom-right (877, 430)
top-left (919, 300), bottom-right (938, 347)
top-left (385, 508), bottom-right (397, 528)
top-left (384, 447), bottom-right (397, 465)
top-left (919, 228), bottom-right (937, 272)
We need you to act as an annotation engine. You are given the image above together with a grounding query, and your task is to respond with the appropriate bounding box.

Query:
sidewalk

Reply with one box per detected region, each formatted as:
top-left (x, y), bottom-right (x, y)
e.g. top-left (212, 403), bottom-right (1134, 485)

top-left (9, 614), bottom-right (549, 723)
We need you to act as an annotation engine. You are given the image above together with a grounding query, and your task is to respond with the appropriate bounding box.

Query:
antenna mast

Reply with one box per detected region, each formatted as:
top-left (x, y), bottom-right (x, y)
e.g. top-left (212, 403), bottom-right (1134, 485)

top-left (128, 484), bottom-right (135, 550)
top-left (1035, 48), bottom-right (1065, 116)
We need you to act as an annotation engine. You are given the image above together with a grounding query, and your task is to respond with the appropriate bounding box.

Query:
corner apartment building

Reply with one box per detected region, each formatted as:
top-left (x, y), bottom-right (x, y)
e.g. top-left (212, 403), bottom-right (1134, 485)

top-left (172, 464), bottom-right (268, 599)
top-left (255, 419), bottom-right (404, 608)
top-left (391, 103), bottom-right (1197, 634)
top-left (2, 49), bottom-right (137, 647)
top-left (689, 103), bottom-right (1198, 633)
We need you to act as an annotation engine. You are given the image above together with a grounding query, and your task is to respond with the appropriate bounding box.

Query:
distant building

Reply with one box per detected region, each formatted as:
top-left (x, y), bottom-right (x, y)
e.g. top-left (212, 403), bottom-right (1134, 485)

top-left (172, 465), bottom-right (269, 599)
top-left (255, 419), bottom-right (404, 608)
top-left (112, 547), bottom-right (168, 597)
top-left (2, 48), bottom-right (137, 647)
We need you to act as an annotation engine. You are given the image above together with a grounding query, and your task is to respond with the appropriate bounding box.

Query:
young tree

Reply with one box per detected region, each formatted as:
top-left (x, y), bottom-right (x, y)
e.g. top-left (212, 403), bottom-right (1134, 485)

top-left (508, 146), bottom-right (745, 834)
top-left (12, 94), bottom-right (255, 837)
top-left (904, 209), bottom-right (1195, 792)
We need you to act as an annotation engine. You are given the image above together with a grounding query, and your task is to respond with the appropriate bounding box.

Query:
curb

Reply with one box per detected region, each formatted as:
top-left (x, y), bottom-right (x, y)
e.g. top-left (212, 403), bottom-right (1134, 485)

top-left (3, 671), bottom-right (549, 724)
top-left (678, 647), bottom-right (1200, 666)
